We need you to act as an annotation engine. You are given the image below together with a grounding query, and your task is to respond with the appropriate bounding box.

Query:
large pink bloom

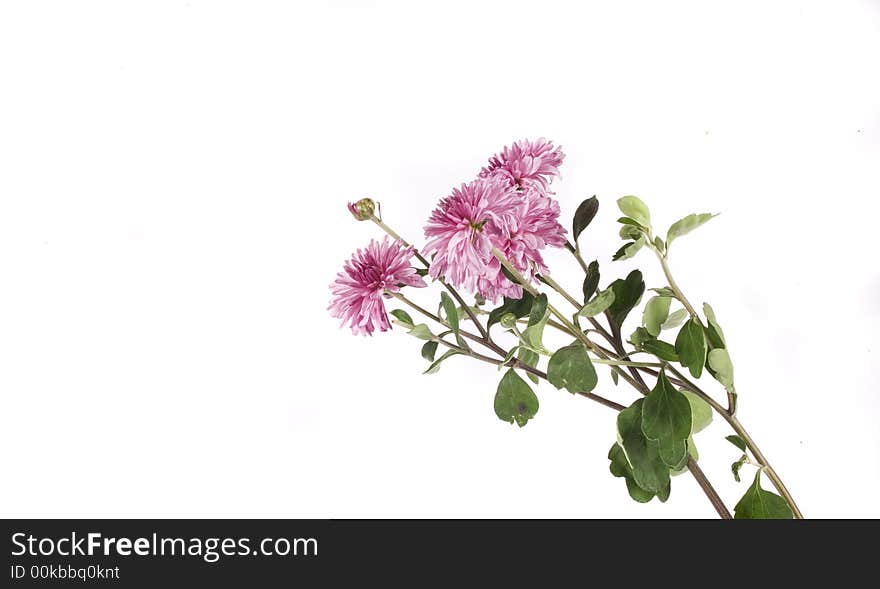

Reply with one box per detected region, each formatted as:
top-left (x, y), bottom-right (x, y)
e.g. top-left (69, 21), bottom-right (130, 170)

top-left (423, 176), bottom-right (567, 302)
top-left (479, 138), bottom-right (564, 192)
top-left (423, 178), bottom-right (519, 300)
top-left (329, 237), bottom-right (426, 336)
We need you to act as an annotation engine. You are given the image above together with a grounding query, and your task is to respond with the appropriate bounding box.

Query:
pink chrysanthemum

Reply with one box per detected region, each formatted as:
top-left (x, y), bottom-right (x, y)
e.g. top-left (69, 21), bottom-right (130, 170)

top-left (423, 178), bottom-right (519, 300)
top-left (479, 138), bottom-right (565, 192)
top-left (492, 189), bottom-right (568, 289)
top-left (423, 176), bottom-right (567, 302)
top-left (329, 237), bottom-right (426, 336)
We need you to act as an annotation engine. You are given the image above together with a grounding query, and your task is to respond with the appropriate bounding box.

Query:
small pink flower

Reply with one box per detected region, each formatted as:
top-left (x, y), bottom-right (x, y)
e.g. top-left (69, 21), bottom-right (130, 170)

top-left (329, 237), bottom-right (426, 336)
top-left (479, 138), bottom-right (564, 192)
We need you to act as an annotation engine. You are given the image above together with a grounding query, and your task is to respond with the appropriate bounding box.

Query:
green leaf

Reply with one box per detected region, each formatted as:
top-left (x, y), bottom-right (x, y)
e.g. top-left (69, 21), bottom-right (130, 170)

top-left (439, 292), bottom-right (459, 334)
top-left (726, 434), bottom-right (747, 452)
top-left (703, 303), bottom-right (726, 348)
top-left (734, 471), bottom-right (794, 519)
top-left (423, 350), bottom-right (462, 374)
top-left (616, 195), bottom-right (651, 228)
top-left (572, 196), bottom-right (599, 243)
top-left (421, 340), bottom-right (438, 362)
top-left (731, 455), bottom-right (747, 482)
top-left (498, 346), bottom-right (519, 370)
top-left (517, 347), bottom-right (540, 384)
top-left (494, 369), bottom-right (539, 427)
top-left (675, 318), bottom-right (707, 378)
top-left (582, 260), bottom-right (600, 301)
top-left (666, 213), bottom-right (717, 248)
top-left (547, 344), bottom-right (598, 394)
top-left (653, 236), bottom-right (665, 254)
top-left (487, 292), bottom-right (535, 329)
top-left (389, 309), bottom-right (414, 327)
top-left (643, 296), bottom-right (671, 337)
top-left (619, 224), bottom-right (643, 240)
top-left (682, 390), bottom-right (712, 434)
top-left (641, 339), bottom-right (678, 362)
top-left (617, 216), bottom-right (642, 227)
top-left (617, 399), bottom-right (671, 497)
top-left (612, 236), bottom-right (645, 261)
top-left (579, 288), bottom-right (615, 317)
top-left (528, 293), bottom-right (548, 326)
top-left (650, 287), bottom-right (676, 297)
top-left (708, 348), bottom-right (735, 391)
top-left (606, 270), bottom-right (645, 332)
top-left (641, 371), bottom-right (692, 468)
top-left (521, 294), bottom-right (549, 351)
top-left (661, 308), bottom-right (688, 331)
top-left (608, 443), bottom-right (656, 503)
top-left (407, 324), bottom-right (435, 340)
top-left (671, 436), bottom-right (699, 477)
top-left (499, 263), bottom-right (519, 284)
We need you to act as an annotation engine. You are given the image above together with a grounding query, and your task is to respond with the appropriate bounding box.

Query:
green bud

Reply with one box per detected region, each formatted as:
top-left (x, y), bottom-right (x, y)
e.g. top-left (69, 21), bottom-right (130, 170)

top-left (347, 198), bottom-right (375, 221)
top-left (500, 312), bottom-right (518, 329)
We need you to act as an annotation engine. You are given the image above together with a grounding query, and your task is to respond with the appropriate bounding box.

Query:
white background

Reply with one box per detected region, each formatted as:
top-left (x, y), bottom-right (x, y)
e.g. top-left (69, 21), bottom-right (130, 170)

top-left (1, 1), bottom-right (878, 518)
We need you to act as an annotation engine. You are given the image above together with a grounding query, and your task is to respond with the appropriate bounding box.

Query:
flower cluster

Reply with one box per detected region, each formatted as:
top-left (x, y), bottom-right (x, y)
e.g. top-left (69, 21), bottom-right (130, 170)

top-left (424, 138), bottom-right (567, 302)
top-left (330, 138), bottom-right (567, 334)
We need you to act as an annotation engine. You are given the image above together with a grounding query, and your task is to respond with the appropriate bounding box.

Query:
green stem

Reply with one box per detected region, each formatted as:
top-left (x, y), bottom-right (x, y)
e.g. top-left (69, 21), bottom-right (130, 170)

top-left (652, 245), bottom-right (699, 318)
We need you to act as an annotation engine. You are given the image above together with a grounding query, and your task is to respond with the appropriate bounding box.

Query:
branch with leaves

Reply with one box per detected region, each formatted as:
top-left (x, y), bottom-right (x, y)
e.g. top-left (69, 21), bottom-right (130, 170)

top-left (329, 139), bottom-right (802, 519)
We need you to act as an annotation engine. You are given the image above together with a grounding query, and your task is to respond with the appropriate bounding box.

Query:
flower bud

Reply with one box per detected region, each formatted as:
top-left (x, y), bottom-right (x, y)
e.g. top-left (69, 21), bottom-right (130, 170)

top-left (500, 312), bottom-right (518, 329)
top-left (347, 198), bottom-right (376, 221)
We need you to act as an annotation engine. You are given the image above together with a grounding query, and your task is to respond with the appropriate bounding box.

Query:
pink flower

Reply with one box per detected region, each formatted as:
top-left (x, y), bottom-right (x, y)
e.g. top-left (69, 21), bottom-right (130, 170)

top-left (423, 178), bottom-right (518, 299)
top-left (479, 138), bottom-right (564, 192)
top-left (329, 237), bottom-right (426, 336)
top-left (423, 176), bottom-right (567, 302)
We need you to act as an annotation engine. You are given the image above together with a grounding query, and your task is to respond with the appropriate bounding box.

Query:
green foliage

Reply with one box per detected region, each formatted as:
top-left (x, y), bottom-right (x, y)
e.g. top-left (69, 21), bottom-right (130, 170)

top-left (682, 390), bottom-right (712, 434)
top-left (582, 260), bottom-right (600, 301)
top-left (579, 288), bottom-right (616, 317)
top-left (421, 341), bottom-right (438, 362)
top-left (617, 399), bottom-right (671, 499)
top-left (608, 443), bottom-right (656, 503)
top-left (547, 344), bottom-right (598, 394)
top-left (498, 346), bottom-right (518, 370)
top-left (572, 196), bottom-right (599, 244)
top-left (734, 471), bottom-right (794, 519)
top-left (389, 309), bottom-right (414, 327)
top-left (725, 435), bottom-right (747, 452)
top-left (650, 287), bottom-right (676, 297)
top-left (675, 318), bottom-right (707, 378)
top-left (521, 294), bottom-right (550, 352)
top-left (407, 324), bottom-right (435, 340)
top-left (487, 292), bottom-right (535, 330)
top-left (643, 296), bottom-right (672, 337)
top-left (606, 270), bottom-right (645, 332)
top-left (703, 303), bottom-right (726, 348)
top-left (731, 455), bottom-right (747, 482)
top-left (612, 236), bottom-right (646, 261)
top-left (494, 369), bottom-right (539, 427)
top-left (616, 196), bottom-right (651, 228)
top-left (423, 350), bottom-right (462, 374)
top-left (708, 348), bottom-right (734, 391)
top-left (666, 213), bottom-right (717, 248)
top-left (661, 308), bottom-right (688, 331)
top-left (619, 224), bottom-right (643, 240)
top-left (641, 339), bottom-right (678, 362)
top-left (440, 292), bottom-right (459, 333)
top-left (517, 348), bottom-right (540, 384)
top-left (641, 371), bottom-right (692, 468)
